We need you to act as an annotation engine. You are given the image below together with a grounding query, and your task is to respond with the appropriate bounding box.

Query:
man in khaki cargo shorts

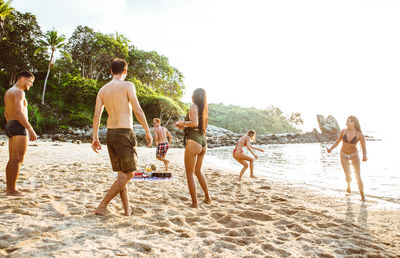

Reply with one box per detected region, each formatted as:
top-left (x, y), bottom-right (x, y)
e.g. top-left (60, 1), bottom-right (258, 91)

top-left (92, 58), bottom-right (152, 216)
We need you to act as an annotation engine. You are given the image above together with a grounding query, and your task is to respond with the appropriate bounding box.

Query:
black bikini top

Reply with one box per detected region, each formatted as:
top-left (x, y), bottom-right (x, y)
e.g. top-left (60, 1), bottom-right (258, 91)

top-left (343, 132), bottom-right (358, 144)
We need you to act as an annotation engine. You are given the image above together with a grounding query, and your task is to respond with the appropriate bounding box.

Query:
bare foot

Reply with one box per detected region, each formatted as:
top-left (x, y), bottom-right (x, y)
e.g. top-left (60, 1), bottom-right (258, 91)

top-left (345, 193), bottom-right (352, 196)
top-left (203, 198), bottom-right (212, 204)
top-left (124, 206), bottom-right (133, 216)
top-left (95, 207), bottom-right (112, 216)
top-left (165, 161), bottom-right (170, 171)
top-left (189, 203), bottom-right (198, 208)
top-left (250, 175), bottom-right (257, 179)
top-left (6, 190), bottom-right (23, 196)
top-left (361, 196), bottom-right (366, 202)
top-left (346, 185), bottom-right (351, 193)
top-left (239, 176), bottom-right (243, 181)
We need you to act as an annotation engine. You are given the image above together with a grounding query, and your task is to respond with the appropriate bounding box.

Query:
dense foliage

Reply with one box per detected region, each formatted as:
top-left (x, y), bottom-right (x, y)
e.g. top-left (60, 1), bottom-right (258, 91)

top-left (208, 103), bottom-right (301, 134)
top-left (0, 5), bottom-right (300, 136)
top-left (0, 9), bottom-right (185, 134)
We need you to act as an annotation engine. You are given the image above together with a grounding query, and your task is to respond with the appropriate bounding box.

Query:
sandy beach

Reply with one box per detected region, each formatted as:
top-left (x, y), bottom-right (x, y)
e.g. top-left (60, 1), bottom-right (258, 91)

top-left (0, 140), bottom-right (399, 257)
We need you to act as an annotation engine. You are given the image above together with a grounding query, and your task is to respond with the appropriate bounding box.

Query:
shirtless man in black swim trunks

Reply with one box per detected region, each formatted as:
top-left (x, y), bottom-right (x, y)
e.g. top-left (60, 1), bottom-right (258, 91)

top-left (92, 58), bottom-right (152, 216)
top-left (3, 71), bottom-right (37, 196)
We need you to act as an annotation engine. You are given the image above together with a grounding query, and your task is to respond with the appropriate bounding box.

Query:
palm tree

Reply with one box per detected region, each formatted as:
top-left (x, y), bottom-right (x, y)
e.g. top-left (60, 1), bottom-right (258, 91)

top-left (0, 0), bottom-right (14, 41)
top-left (38, 29), bottom-right (69, 105)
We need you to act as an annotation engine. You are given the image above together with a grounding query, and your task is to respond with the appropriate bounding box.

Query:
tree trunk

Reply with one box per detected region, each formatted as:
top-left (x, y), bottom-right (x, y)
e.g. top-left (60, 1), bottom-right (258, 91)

top-left (9, 71), bottom-right (16, 86)
top-left (41, 51), bottom-right (54, 105)
top-left (0, 19), bottom-right (4, 42)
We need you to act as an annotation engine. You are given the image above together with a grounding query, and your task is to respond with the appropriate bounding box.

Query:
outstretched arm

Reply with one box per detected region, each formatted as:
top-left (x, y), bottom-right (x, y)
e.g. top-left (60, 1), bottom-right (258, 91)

top-left (359, 133), bottom-right (368, 161)
top-left (246, 137), bottom-right (258, 159)
top-left (92, 93), bottom-right (104, 153)
top-left (327, 130), bottom-right (344, 153)
top-left (250, 145), bottom-right (264, 152)
top-left (14, 91), bottom-right (36, 141)
top-left (127, 83), bottom-right (152, 147)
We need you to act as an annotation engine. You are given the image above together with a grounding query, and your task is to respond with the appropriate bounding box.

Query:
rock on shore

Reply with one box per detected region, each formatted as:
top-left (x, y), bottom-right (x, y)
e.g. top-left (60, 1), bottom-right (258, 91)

top-left (1, 115), bottom-right (378, 148)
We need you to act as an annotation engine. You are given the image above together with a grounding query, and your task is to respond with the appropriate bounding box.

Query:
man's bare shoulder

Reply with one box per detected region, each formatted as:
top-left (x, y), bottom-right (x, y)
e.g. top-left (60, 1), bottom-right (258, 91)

top-left (122, 81), bottom-right (135, 89)
top-left (5, 87), bottom-right (24, 99)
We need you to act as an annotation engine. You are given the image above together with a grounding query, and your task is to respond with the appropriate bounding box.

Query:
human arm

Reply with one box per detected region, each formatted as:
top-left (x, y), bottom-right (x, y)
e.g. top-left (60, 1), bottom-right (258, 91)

top-left (92, 93), bottom-right (104, 153)
top-left (14, 91), bottom-right (36, 141)
top-left (245, 137), bottom-right (258, 159)
top-left (327, 129), bottom-right (344, 153)
top-left (153, 128), bottom-right (158, 146)
top-left (127, 83), bottom-right (153, 147)
top-left (175, 104), bottom-right (198, 128)
top-left (4, 106), bottom-right (9, 121)
top-left (166, 129), bottom-right (172, 145)
top-left (359, 133), bottom-right (368, 161)
top-left (250, 145), bottom-right (264, 152)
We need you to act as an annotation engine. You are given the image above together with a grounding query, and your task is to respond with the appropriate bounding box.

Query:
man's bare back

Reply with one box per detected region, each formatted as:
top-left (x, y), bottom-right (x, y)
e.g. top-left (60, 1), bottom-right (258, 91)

top-left (4, 87), bottom-right (28, 121)
top-left (154, 126), bottom-right (168, 143)
top-left (91, 58), bottom-right (152, 216)
top-left (98, 79), bottom-right (135, 129)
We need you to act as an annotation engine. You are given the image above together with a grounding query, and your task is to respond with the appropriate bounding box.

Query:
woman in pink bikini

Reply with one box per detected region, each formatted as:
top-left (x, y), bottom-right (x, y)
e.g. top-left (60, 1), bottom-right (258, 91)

top-left (327, 116), bottom-right (368, 201)
top-left (233, 130), bottom-right (264, 181)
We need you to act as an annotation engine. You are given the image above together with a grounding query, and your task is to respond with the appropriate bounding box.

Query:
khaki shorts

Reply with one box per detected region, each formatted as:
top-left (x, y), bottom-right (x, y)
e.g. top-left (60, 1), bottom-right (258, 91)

top-left (106, 128), bottom-right (138, 173)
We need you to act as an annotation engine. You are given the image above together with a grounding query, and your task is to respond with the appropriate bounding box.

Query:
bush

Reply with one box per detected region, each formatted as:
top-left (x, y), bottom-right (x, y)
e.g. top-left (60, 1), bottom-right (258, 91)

top-left (28, 104), bottom-right (59, 134)
top-left (139, 94), bottom-right (184, 126)
top-left (65, 112), bottom-right (92, 128)
top-left (0, 106), bottom-right (5, 130)
top-left (57, 73), bottom-right (98, 106)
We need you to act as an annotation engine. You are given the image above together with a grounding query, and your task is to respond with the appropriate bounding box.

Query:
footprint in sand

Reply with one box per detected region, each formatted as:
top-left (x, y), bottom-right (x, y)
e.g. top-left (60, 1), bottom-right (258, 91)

top-left (238, 211), bottom-right (274, 221)
top-left (316, 222), bottom-right (339, 229)
top-left (286, 223), bottom-right (311, 234)
top-left (270, 196), bottom-right (288, 203)
top-left (169, 217), bottom-right (185, 226)
top-left (258, 185), bottom-right (272, 190)
top-left (12, 208), bottom-right (34, 216)
top-left (261, 243), bottom-right (291, 257)
top-left (185, 217), bottom-right (201, 224)
top-left (274, 208), bottom-right (299, 216)
top-left (220, 236), bottom-right (254, 246)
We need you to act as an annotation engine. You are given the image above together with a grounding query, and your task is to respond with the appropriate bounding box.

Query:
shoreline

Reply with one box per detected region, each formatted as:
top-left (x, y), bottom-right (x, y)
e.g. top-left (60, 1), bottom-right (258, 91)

top-left (0, 142), bottom-right (399, 256)
top-left (0, 125), bottom-right (380, 149)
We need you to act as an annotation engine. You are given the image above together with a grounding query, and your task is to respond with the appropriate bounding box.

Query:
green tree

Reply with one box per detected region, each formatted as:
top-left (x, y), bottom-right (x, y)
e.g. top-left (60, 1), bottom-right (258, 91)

top-left (128, 47), bottom-right (184, 100)
top-left (37, 29), bottom-right (68, 104)
top-left (0, 11), bottom-right (45, 85)
top-left (66, 26), bottom-right (130, 81)
top-left (0, 0), bottom-right (13, 41)
top-left (287, 112), bottom-right (304, 129)
top-left (208, 103), bottom-right (301, 134)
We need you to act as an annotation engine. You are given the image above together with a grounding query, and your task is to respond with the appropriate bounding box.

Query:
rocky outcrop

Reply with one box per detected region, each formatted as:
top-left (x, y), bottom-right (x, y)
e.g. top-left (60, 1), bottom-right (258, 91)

top-left (317, 114), bottom-right (340, 136)
top-left (206, 128), bottom-right (339, 148)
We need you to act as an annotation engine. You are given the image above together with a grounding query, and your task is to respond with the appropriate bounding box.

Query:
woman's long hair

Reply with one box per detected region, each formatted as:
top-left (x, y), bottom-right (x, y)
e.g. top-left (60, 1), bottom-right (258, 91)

top-left (348, 116), bottom-right (362, 133)
top-left (192, 88), bottom-right (208, 134)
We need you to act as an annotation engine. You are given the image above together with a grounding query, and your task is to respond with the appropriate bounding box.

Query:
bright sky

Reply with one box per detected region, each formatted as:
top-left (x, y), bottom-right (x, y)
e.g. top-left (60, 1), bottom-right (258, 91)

top-left (13, 0), bottom-right (400, 135)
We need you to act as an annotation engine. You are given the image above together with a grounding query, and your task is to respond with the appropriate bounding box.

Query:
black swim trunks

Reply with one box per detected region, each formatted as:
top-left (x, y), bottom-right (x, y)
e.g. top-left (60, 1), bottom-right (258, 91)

top-left (5, 120), bottom-right (27, 138)
top-left (106, 128), bottom-right (138, 173)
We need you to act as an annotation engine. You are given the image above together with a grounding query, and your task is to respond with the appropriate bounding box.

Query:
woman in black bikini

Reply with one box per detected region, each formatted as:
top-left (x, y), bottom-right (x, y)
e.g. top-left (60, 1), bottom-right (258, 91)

top-left (233, 130), bottom-right (264, 181)
top-left (175, 88), bottom-right (212, 208)
top-left (327, 116), bottom-right (368, 201)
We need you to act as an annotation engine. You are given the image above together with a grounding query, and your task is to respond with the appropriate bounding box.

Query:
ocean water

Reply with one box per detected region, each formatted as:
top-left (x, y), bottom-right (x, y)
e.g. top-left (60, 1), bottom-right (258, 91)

top-left (206, 140), bottom-right (400, 204)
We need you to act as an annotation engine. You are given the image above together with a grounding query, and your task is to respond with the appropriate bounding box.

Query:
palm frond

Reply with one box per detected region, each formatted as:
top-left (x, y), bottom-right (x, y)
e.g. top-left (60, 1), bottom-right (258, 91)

top-left (0, 0), bottom-right (14, 18)
top-left (60, 50), bottom-right (72, 62)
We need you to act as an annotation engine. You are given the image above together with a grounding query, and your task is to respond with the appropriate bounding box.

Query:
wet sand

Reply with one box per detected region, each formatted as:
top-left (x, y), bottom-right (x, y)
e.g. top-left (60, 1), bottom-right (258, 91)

top-left (0, 141), bottom-right (399, 257)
